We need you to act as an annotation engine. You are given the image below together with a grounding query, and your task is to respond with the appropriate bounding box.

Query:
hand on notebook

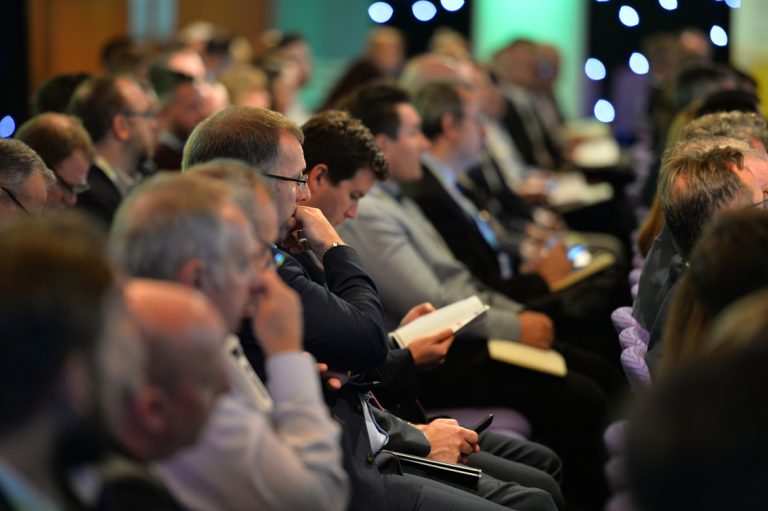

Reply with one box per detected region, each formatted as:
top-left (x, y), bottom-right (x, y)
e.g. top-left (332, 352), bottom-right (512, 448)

top-left (517, 311), bottom-right (554, 349)
top-left (399, 302), bottom-right (437, 326)
top-left (414, 418), bottom-right (479, 464)
top-left (536, 243), bottom-right (572, 288)
top-left (399, 303), bottom-right (455, 369)
top-left (407, 328), bottom-right (455, 369)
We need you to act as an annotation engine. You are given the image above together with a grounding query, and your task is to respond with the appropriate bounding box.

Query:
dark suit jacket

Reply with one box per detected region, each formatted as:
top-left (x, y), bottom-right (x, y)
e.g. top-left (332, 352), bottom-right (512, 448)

top-left (272, 245), bottom-right (431, 511)
top-left (403, 162), bottom-right (548, 302)
top-left (153, 142), bottom-right (183, 172)
top-left (76, 163), bottom-right (123, 227)
top-left (501, 97), bottom-right (563, 169)
top-left (276, 245), bottom-right (388, 372)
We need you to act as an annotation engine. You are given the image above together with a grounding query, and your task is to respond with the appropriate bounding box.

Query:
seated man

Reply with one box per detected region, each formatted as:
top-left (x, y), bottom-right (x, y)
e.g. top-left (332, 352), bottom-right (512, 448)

top-left (405, 80), bottom-right (625, 358)
top-left (15, 112), bottom-right (94, 211)
top-left (634, 111), bottom-right (768, 331)
top-left (110, 171), bottom-right (349, 511)
top-left (182, 107), bottom-right (556, 511)
top-left (301, 107), bottom-right (612, 509)
top-left (0, 213), bottom-right (121, 509)
top-left (69, 75), bottom-right (159, 225)
top-left (642, 137), bottom-right (765, 371)
top-left (0, 139), bottom-right (54, 218)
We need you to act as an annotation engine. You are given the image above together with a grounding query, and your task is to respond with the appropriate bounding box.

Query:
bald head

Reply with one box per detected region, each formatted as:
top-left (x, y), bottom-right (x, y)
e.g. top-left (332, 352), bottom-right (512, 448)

top-left (120, 279), bottom-right (228, 460)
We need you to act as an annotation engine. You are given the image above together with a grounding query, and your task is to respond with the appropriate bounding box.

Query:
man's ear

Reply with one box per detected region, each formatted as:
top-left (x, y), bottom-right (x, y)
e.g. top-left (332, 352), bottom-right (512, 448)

top-left (440, 113), bottom-right (459, 140)
top-left (306, 163), bottom-right (328, 191)
top-left (112, 113), bottom-right (131, 142)
top-left (134, 386), bottom-right (169, 434)
top-left (176, 259), bottom-right (206, 290)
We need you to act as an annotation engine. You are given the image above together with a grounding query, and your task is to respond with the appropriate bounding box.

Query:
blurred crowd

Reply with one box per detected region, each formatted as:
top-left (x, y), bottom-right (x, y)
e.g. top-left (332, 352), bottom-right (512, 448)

top-left (1, 18), bottom-right (767, 511)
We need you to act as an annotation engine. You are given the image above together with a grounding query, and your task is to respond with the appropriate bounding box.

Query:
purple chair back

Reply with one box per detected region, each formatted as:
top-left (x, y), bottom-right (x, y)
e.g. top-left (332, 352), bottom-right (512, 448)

top-left (619, 326), bottom-right (650, 350)
top-left (620, 344), bottom-right (652, 390)
top-left (611, 306), bottom-right (639, 333)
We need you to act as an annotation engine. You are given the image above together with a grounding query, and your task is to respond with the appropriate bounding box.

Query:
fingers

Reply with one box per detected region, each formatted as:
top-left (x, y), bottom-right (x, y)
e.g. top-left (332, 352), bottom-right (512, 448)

top-left (399, 302), bottom-right (437, 326)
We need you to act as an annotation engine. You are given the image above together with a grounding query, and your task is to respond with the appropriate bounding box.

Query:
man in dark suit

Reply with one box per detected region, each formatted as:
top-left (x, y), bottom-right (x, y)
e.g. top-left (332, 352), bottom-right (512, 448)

top-left (182, 105), bottom-right (556, 511)
top-left (69, 75), bottom-right (159, 225)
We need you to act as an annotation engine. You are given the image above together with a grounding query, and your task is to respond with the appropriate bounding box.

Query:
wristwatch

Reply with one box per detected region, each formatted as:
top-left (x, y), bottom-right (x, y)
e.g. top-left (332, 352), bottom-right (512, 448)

top-left (324, 241), bottom-right (347, 255)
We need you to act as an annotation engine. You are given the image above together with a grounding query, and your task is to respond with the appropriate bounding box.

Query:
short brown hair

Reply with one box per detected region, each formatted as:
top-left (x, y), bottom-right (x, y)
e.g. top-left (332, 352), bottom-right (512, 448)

top-left (659, 137), bottom-right (753, 258)
top-left (15, 112), bottom-right (95, 169)
top-left (182, 106), bottom-right (303, 172)
top-left (69, 76), bottom-right (133, 144)
top-left (301, 110), bottom-right (388, 184)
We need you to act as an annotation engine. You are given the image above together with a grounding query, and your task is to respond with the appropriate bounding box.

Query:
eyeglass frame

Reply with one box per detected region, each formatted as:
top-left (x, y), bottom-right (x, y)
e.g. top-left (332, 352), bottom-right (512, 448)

top-left (254, 233), bottom-right (286, 270)
top-left (263, 173), bottom-right (308, 192)
top-left (0, 185), bottom-right (30, 216)
top-left (752, 192), bottom-right (768, 210)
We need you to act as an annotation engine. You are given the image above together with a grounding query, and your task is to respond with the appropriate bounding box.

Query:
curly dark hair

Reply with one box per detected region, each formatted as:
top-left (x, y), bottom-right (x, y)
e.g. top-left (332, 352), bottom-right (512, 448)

top-left (301, 110), bottom-right (388, 184)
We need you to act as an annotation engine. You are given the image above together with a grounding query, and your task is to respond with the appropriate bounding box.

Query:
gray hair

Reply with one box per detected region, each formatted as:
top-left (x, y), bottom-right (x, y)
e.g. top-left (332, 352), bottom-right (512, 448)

top-left (0, 139), bottom-right (55, 190)
top-left (110, 172), bottom-right (243, 289)
top-left (183, 158), bottom-right (273, 232)
top-left (679, 111), bottom-right (768, 148)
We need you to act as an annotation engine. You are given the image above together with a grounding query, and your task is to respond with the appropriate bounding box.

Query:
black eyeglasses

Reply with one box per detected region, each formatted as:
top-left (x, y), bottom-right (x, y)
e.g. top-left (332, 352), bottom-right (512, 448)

top-left (752, 194), bottom-right (768, 210)
top-left (0, 185), bottom-right (30, 216)
top-left (264, 173), bottom-right (308, 192)
top-left (54, 172), bottom-right (90, 196)
top-left (122, 110), bottom-right (159, 119)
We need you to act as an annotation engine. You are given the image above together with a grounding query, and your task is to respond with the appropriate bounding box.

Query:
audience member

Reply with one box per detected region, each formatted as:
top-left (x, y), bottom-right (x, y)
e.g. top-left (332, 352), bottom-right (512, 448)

top-left (336, 86), bottom-right (621, 508)
top-left (31, 72), bottom-right (92, 116)
top-left (0, 213), bottom-right (119, 509)
top-left (642, 139), bottom-right (763, 371)
top-left (661, 209), bottom-right (768, 373)
top-left (15, 112), bottom-right (94, 210)
top-left (148, 67), bottom-right (206, 170)
top-left (218, 64), bottom-right (271, 109)
top-left (75, 279), bottom-right (229, 510)
top-left (626, 324), bottom-right (768, 511)
top-left (110, 170), bottom-right (349, 511)
top-left (0, 138), bottom-right (54, 218)
top-left (69, 75), bottom-right (160, 225)
top-left (492, 39), bottom-right (564, 169)
top-left (182, 106), bottom-right (556, 511)
top-left (301, 109), bottom-right (574, 508)
top-left (634, 111), bottom-right (768, 338)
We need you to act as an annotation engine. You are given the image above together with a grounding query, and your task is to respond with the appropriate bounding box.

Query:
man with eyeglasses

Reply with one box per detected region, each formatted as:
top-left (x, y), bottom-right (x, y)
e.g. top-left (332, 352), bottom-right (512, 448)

top-left (110, 170), bottom-right (349, 511)
top-left (15, 112), bottom-right (94, 211)
top-left (181, 108), bottom-right (533, 511)
top-left (69, 75), bottom-right (159, 225)
top-left (0, 139), bottom-right (54, 218)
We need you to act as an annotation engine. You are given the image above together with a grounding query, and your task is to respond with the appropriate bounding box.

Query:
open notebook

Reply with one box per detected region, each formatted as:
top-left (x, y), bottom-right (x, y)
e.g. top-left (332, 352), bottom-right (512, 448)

top-left (549, 251), bottom-right (617, 293)
top-left (487, 340), bottom-right (568, 377)
top-left (391, 296), bottom-right (489, 349)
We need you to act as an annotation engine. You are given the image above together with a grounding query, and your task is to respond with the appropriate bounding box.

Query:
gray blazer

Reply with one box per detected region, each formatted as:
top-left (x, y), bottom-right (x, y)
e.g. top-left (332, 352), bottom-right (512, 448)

top-left (337, 182), bottom-right (524, 340)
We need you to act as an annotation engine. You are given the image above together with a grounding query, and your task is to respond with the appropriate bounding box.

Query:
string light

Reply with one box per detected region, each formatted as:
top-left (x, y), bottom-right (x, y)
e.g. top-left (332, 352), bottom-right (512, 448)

top-left (585, 58), bottom-right (607, 80)
top-left (440, 0), bottom-right (465, 12)
top-left (0, 116), bottom-right (15, 138)
top-left (594, 99), bottom-right (616, 123)
top-left (412, 1), bottom-right (437, 21)
top-left (618, 5), bottom-right (640, 27)
top-left (368, 2), bottom-right (394, 23)
top-left (629, 52), bottom-right (650, 75)
top-left (710, 25), bottom-right (728, 46)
